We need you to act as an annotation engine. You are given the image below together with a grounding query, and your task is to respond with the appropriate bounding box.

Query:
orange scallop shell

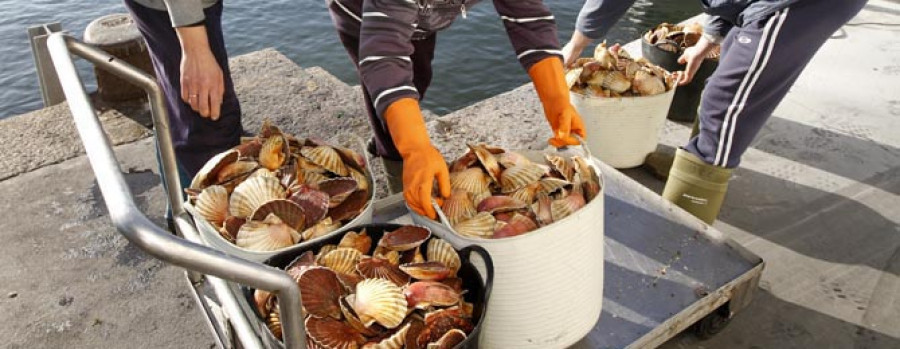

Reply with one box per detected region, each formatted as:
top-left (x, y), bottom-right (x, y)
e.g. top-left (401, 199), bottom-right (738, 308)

top-left (357, 256), bottom-right (410, 287)
top-left (250, 199), bottom-right (306, 231)
top-left (306, 317), bottom-right (366, 349)
top-left (301, 146), bottom-right (350, 177)
top-left (379, 226), bottom-right (431, 252)
top-left (403, 281), bottom-right (460, 309)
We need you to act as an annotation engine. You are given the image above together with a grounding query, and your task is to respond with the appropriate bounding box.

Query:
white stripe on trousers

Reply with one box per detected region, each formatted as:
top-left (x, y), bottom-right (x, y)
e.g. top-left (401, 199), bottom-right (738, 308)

top-left (713, 9), bottom-right (789, 167)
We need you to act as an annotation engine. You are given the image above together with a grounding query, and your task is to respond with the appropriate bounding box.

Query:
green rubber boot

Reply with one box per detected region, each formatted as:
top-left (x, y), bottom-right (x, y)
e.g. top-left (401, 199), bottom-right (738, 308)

top-left (644, 117), bottom-right (701, 180)
top-left (662, 149), bottom-right (733, 224)
top-left (381, 158), bottom-right (405, 195)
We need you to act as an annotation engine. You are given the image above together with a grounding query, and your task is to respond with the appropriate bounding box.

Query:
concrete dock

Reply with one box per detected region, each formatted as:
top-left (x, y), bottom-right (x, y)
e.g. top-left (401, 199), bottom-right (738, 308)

top-left (1, 1), bottom-right (898, 347)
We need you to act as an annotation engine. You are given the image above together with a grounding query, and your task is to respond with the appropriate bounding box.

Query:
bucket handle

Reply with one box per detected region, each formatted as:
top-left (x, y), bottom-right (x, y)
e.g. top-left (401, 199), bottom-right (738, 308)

top-left (555, 134), bottom-right (594, 160)
top-left (458, 245), bottom-right (494, 313)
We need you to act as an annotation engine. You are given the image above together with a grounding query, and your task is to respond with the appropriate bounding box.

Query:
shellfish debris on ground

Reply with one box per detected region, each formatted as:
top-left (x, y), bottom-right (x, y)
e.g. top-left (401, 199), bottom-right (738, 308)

top-left (438, 145), bottom-right (601, 239)
top-left (187, 120), bottom-right (373, 252)
top-left (568, 40), bottom-right (673, 97)
top-left (258, 228), bottom-right (478, 347)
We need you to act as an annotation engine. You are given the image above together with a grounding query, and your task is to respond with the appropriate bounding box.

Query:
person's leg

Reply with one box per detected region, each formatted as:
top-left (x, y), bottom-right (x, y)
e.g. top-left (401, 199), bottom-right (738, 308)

top-left (664, 0), bottom-right (867, 223)
top-left (125, 0), bottom-right (241, 180)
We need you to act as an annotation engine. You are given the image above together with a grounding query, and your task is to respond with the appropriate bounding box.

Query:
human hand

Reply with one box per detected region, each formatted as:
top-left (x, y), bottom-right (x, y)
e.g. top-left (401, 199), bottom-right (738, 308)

top-left (176, 25), bottom-right (225, 119)
top-left (401, 147), bottom-right (451, 219)
top-left (561, 30), bottom-right (593, 68)
top-left (675, 36), bottom-right (716, 86)
top-left (528, 57), bottom-right (587, 147)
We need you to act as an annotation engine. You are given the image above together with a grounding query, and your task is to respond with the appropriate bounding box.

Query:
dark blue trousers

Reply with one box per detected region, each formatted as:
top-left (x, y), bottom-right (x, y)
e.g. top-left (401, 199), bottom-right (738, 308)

top-left (124, 0), bottom-right (242, 178)
top-left (686, 0), bottom-right (867, 168)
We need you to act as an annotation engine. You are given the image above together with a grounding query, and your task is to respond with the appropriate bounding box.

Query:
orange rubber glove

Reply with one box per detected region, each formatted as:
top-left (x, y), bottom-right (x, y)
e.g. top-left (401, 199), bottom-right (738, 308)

top-left (529, 57), bottom-right (587, 148)
top-left (384, 98), bottom-right (451, 219)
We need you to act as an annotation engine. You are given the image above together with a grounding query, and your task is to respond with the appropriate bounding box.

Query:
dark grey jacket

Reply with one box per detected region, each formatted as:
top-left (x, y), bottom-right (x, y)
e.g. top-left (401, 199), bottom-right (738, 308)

top-left (576, 0), bottom-right (800, 43)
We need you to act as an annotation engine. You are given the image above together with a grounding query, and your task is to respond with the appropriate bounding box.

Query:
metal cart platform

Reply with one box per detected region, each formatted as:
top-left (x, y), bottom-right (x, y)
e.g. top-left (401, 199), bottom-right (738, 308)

top-left (45, 33), bottom-right (763, 349)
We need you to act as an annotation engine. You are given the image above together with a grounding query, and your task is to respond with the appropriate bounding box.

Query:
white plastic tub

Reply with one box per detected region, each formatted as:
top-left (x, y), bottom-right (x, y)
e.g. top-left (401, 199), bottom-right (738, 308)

top-left (570, 88), bottom-right (675, 168)
top-left (411, 150), bottom-right (605, 349)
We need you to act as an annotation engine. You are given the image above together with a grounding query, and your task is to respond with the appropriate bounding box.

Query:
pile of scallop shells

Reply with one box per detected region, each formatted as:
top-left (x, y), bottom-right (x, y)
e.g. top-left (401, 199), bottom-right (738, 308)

top-left (437, 144), bottom-right (601, 239)
top-left (254, 227), bottom-right (477, 348)
top-left (187, 121), bottom-right (372, 252)
top-left (567, 41), bottom-right (675, 98)
top-left (643, 22), bottom-right (721, 60)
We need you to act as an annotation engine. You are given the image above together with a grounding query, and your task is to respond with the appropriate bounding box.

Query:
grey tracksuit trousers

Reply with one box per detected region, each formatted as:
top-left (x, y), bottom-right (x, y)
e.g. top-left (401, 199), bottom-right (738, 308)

top-left (576, 0), bottom-right (866, 168)
top-left (687, 0), bottom-right (867, 168)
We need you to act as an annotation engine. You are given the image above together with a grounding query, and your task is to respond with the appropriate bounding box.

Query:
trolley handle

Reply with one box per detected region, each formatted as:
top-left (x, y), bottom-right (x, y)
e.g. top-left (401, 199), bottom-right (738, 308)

top-left (46, 33), bottom-right (307, 348)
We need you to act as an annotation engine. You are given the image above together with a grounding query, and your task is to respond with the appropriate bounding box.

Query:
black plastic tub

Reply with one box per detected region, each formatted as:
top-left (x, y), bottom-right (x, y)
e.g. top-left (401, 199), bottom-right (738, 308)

top-left (242, 223), bottom-right (494, 348)
top-left (642, 40), bottom-right (719, 122)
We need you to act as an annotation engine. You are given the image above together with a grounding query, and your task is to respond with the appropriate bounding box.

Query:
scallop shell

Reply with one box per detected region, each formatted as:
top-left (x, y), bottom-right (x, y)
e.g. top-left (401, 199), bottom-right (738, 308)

top-left (220, 216), bottom-right (244, 243)
top-left (337, 272), bottom-right (365, 291)
top-left (349, 168), bottom-right (370, 194)
top-left (427, 329), bottom-right (467, 349)
top-left (404, 281), bottom-right (460, 310)
top-left (338, 230), bottom-right (373, 255)
top-left (493, 213), bottom-right (539, 239)
top-left (595, 42), bottom-right (617, 69)
top-left (229, 176), bottom-right (286, 219)
top-left (426, 239), bottom-right (460, 276)
top-left (538, 177), bottom-right (572, 196)
top-left (476, 195), bottom-right (528, 214)
top-left (236, 214), bottom-right (300, 251)
top-left (301, 217), bottom-right (342, 242)
top-left (258, 119), bottom-right (283, 138)
top-left (195, 185), bottom-right (229, 227)
top-left (633, 69), bottom-right (667, 96)
top-left (235, 138), bottom-right (263, 159)
top-left (551, 185), bottom-right (587, 221)
top-left (190, 149), bottom-right (239, 189)
top-left (363, 323), bottom-right (411, 349)
top-left (301, 146), bottom-right (350, 177)
top-left (339, 296), bottom-right (380, 337)
top-left (510, 182), bottom-right (541, 205)
top-left (267, 304), bottom-right (283, 340)
top-left (565, 67), bottom-right (583, 89)
top-left (401, 247), bottom-right (426, 265)
top-left (253, 289), bottom-right (274, 318)
top-left (624, 60), bottom-right (642, 79)
top-left (379, 226), bottom-right (431, 252)
top-left (418, 307), bottom-right (474, 347)
top-left (289, 185), bottom-right (330, 225)
top-left (496, 151), bottom-right (531, 169)
top-left (353, 278), bottom-right (408, 329)
top-left (215, 160), bottom-right (259, 191)
top-left (586, 70), bottom-right (609, 87)
top-left (449, 151), bottom-right (478, 173)
top-left (298, 266), bottom-right (344, 319)
top-left (499, 163), bottom-right (545, 193)
top-left (259, 134), bottom-right (288, 171)
top-left (452, 212), bottom-right (496, 238)
top-left (357, 256), bottom-right (410, 287)
top-left (303, 171), bottom-right (330, 188)
top-left (318, 247), bottom-right (362, 276)
top-left (286, 250), bottom-right (317, 280)
top-left (534, 192), bottom-right (554, 226)
top-left (306, 317), bottom-right (366, 349)
top-left (374, 246), bottom-right (401, 266)
top-left (440, 190), bottom-right (475, 226)
top-left (400, 262), bottom-right (452, 281)
top-left (468, 144), bottom-right (502, 183)
top-left (318, 178), bottom-right (358, 208)
top-left (449, 168), bottom-right (490, 198)
top-left (440, 278), bottom-right (464, 294)
top-left (317, 244), bottom-right (338, 261)
top-left (602, 70), bottom-right (632, 94)
top-left (545, 155), bottom-right (575, 182)
top-left (328, 189), bottom-right (369, 223)
top-left (250, 199), bottom-right (306, 231)
top-left (248, 168), bottom-right (276, 180)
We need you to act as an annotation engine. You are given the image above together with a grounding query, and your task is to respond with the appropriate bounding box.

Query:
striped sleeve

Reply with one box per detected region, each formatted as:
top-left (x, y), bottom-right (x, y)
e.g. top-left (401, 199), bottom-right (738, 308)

top-left (358, 0), bottom-right (421, 118)
top-left (494, 0), bottom-right (562, 71)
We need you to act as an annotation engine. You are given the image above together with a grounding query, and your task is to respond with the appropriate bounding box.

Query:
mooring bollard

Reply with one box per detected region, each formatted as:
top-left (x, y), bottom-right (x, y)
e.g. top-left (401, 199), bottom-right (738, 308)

top-left (83, 13), bottom-right (154, 102)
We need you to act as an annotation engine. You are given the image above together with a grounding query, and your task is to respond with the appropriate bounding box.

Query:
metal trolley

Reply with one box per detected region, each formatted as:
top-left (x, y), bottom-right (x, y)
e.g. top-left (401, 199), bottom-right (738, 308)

top-left (45, 32), bottom-right (764, 349)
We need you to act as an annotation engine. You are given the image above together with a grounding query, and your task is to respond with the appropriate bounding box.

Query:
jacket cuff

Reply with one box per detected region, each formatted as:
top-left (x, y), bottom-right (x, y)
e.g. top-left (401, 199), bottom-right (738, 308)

top-left (164, 0), bottom-right (206, 27)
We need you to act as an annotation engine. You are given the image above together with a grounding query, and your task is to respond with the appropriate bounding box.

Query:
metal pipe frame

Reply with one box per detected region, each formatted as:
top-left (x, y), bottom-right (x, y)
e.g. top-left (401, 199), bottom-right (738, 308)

top-left (46, 33), bottom-right (305, 348)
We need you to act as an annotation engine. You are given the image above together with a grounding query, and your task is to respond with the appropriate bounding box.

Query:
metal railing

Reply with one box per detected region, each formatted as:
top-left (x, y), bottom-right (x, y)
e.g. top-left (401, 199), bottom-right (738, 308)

top-left (45, 33), bottom-right (306, 348)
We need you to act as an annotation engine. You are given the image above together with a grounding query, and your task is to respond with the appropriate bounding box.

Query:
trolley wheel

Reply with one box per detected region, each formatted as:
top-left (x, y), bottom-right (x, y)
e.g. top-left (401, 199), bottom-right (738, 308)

top-left (693, 303), bottom-right (732, 340)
